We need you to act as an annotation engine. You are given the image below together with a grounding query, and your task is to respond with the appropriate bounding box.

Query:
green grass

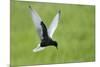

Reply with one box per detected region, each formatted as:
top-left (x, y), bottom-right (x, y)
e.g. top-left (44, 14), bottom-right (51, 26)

top-left (10, 1), bottom-right (95, 66)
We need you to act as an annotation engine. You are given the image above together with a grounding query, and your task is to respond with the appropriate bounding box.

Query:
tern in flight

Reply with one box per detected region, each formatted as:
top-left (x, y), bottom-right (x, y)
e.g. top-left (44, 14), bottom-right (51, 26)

top-left (29, 6), bottom-right (61, 52)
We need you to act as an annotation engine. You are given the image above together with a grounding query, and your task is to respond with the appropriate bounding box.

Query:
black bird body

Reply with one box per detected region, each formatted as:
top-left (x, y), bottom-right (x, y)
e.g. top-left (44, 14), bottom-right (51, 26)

top-left (40, 21), bottom-right (57, 48)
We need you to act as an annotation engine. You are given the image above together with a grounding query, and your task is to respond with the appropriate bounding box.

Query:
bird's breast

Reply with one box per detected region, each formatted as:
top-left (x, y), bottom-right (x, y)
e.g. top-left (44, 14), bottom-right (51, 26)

top-left (41, 38), bottom-right (54, 47)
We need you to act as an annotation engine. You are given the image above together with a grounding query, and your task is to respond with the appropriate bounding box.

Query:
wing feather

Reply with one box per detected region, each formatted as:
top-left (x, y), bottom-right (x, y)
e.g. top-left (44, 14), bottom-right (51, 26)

top-left (48, 10), bottom-right (61, 38)
top-left (29, 6), bottom-right (43, 39)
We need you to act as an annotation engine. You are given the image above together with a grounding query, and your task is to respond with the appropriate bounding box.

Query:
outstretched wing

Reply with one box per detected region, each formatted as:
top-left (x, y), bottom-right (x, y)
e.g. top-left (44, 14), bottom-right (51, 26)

top-left (48, 10), bottom-right (61, 38)
top-left (29, 6), bottom-right (43, 40)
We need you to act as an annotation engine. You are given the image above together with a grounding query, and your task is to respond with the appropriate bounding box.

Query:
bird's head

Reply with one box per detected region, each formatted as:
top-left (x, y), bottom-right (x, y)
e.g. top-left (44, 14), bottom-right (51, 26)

top-left (53, 41), bottom-right (58, 49)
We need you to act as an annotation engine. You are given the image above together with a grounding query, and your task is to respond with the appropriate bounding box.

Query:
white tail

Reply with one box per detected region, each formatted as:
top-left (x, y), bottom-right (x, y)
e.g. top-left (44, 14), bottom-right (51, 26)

top-left (33, 43), bottom-right (45, 52)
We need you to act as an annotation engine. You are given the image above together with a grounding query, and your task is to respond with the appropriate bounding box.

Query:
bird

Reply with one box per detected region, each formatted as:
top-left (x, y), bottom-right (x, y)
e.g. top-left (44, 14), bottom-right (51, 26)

top-left (29, 6), bottom-right (61, 52)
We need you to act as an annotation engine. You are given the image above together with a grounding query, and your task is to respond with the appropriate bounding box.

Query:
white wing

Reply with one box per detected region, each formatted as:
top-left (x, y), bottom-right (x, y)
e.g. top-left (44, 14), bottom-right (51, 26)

top-left (48, 10), bottom-right (61, 38)
top-left (29, 6), bottom-right (43, 39)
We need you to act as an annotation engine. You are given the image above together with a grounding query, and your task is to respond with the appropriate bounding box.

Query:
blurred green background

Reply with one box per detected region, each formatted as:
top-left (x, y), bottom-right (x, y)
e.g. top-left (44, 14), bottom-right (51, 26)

top-left (10, 1), bottom-right (95, 66)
